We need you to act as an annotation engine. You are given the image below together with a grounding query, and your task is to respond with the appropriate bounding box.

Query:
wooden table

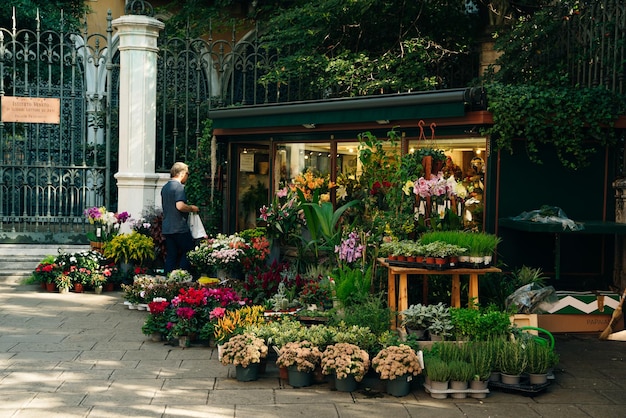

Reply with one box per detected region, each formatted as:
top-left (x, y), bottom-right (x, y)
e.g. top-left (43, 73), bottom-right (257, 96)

top-left (378, 258), bottom-right (502, 329)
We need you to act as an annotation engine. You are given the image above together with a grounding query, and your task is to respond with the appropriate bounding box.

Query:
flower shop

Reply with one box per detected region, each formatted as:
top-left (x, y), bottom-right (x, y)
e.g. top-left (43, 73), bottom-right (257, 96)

top-left (33, 111), bottom-right (568, 399)
top-left (27, 86), bottom-right (626, 399)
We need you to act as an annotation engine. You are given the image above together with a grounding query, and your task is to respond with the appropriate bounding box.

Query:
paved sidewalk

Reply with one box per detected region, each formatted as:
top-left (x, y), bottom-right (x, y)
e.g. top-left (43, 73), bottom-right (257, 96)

top-left (0, 284), bottom-right (625, 418)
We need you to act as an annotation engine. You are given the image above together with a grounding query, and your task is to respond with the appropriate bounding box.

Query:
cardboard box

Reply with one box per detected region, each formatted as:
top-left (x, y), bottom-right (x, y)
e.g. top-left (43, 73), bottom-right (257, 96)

top-left (537, 291), bottom-right (623, 333)
top-left (546, 291), bottom-right (620, 315)
top-left (537, 313), bottom-right (623, 333)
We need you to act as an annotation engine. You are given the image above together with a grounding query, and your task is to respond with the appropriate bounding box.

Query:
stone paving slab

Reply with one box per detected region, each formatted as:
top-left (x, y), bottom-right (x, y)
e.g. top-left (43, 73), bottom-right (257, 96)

top-left (2, 284), bottom-right (626, 417)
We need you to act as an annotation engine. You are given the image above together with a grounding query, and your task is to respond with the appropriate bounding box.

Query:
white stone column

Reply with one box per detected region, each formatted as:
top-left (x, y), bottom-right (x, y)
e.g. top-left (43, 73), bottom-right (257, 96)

top-left (112, 15), bottom-right (164, 228)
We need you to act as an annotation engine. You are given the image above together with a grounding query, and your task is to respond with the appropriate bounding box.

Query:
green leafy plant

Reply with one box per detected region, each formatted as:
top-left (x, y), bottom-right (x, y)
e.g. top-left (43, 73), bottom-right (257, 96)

top-left (424, 357), bottom-right (450, 382)
top-left (333, 265), bottom-right (372, 307)
top-left (498, 341), bottom-right (527, 376)
top-left (524, 339), bottom-right (553, 375)
top-left (467, 342), bottom-right (493, 381)
top-left (448, 360), bottom-right (474, 382)
top-left (103, 232), bottom-right (156, 264)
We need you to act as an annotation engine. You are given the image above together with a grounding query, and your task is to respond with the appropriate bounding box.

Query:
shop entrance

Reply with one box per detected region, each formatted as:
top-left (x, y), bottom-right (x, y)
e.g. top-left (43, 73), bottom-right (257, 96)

top-left (235, 145), bottom-right (270, 231)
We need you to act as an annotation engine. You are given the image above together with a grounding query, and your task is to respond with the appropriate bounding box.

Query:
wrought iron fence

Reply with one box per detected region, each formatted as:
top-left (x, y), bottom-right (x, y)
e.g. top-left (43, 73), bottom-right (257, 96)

top-left (0, 12), bottom-right (116, 238)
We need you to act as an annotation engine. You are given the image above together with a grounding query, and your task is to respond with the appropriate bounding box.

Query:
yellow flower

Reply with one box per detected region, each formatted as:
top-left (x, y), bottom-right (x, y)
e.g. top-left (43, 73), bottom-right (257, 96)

top-left (402, 180), bottom-right (414, 196)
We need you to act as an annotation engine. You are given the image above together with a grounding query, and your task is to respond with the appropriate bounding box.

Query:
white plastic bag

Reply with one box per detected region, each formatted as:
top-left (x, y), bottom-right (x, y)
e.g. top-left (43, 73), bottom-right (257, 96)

top-left (188, 212), bottom-right (206, 239)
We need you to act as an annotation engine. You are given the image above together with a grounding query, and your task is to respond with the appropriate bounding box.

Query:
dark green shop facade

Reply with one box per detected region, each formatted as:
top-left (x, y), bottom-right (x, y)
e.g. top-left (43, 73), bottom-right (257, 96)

top-left (210, 88), bottom-right (625, 292)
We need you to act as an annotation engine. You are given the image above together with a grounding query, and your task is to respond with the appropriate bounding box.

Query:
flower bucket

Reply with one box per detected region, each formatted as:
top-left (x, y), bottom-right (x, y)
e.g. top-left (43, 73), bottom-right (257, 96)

top-left (288, 367), bottom-right (313, 388)
top-left (386, 374), bottom-right (412, 397)
top-left (236, 363), bottom-right (260, 382)
top-left (334, 374), bottom-right (357, 392)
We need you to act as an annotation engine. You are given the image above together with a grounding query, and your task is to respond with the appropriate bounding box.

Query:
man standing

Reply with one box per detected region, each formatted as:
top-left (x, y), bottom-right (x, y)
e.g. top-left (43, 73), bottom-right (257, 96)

top-left (161, 162), bottom-right (199, 273)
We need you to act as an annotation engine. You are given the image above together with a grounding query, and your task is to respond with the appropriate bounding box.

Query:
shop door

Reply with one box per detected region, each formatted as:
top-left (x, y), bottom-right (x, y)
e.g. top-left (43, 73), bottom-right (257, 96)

top-left (235, 145), bottom-right (270, 231)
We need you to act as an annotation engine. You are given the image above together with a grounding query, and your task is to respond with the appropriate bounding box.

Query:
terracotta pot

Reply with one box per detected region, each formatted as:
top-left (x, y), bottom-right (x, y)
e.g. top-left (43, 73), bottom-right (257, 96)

top-left (397, 255), bottom-right (407, 262)
top-left (45, 282), bottom-right (56, 292)
top-left (435, 257), bottom-right (448, 265)
top-left (74, 283), bottom-right (84, 293)
top-left (407, 256), bottom-right (416, 263)
top-left (103, 283), bottom-right (115, 292)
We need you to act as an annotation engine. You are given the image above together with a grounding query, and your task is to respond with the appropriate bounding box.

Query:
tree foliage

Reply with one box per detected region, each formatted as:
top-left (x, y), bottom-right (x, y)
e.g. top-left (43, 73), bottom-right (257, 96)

top-left (0, 0), bottom-right (87, 31)
top-left (256, 0), bottom-right (481, 97)
top-left (482, 1), bottom-right (626, 169)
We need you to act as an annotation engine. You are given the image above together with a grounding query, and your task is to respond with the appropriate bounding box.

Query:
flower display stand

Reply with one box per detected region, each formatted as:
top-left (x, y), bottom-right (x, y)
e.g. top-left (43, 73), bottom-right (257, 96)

top-left (423, 382), bottom-right (490, 399)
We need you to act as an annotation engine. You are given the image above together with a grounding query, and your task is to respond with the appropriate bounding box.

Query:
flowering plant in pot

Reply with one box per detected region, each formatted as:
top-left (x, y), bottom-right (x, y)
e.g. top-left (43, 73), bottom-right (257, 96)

top-left (213, 305), bottom-right (265, 345)
top-left (54, 271), bottom-right (72, 291)
top-left (220, 332), bottom-right (268, 367)
top-left (276, 340), bottom-right (323, 372)
top-left (372, 344), bottom-right (422, 380)
top-left (32, 256), bottom-right (61, 285)
top-left (142, 298), bottom-right (171, 338)
top-left (167, 269), bottom-right (193, 283)
top-left (320, 342), bottom-right (370, 382)
top-left (84, 206), bottom-right (131, 243)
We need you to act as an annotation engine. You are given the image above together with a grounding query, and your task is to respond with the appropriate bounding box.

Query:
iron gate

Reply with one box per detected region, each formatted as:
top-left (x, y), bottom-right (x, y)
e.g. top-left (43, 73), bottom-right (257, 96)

top-left (0, 12), bottom-right (117, 242)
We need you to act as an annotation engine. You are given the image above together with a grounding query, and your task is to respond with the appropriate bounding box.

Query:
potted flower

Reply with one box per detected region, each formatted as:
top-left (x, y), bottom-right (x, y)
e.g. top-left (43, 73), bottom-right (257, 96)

top-left (276, 340), bottom-right (323, 387)
top-left (103, 231), bottom-right (156, 266)
top-left (32, 256), bottom-right (61, 291)
top-left (90, 272), bottom-right (107, 293)
top-left (54, 271), bottom-right (72, 293)
top-left (320, 342), bottom-right (370, 392)
top-left (142, 298), bottom-right (171, 341)
top-left (168, 269), bottom-right (193, 283)
top-left (220, 332), bottom-right (268, 381)
top-left (372, 344), bottom-right (423, 397)
top-left (84, 206), bottom-right (131, 248)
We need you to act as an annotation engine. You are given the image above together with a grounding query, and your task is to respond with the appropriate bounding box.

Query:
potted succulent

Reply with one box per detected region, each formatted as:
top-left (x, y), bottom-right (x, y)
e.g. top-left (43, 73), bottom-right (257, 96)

top-left (372, 344), bottom-right (423, 397)
top-left (220, 332), bottom-right (268, 381)
top-left (320, 342), bottom-right (370, 391)
top-left (276, 340), bottom-right (323, 387)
